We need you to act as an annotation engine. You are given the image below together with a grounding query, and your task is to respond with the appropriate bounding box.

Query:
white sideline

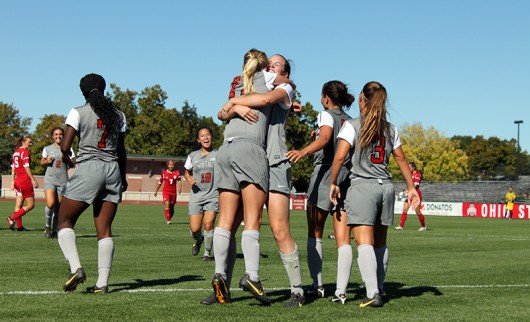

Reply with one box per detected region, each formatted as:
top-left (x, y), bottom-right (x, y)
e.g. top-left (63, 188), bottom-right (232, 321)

top-left (1, 284), bottom-right (529, 296)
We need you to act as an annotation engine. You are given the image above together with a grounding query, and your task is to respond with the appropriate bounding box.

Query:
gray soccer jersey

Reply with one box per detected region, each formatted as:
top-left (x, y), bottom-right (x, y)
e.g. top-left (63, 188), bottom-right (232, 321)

top-left (65, 104), bottom-right (127, 163)
top-left (185, 149), bottom-right (218, 203)
top-left (344, 118), bottom-right (399, 180)
top-left (42, 144), bottom-right (70, 187)
top-left (267, 104), bottom-right (290, 166)
top-left (313, 109), bottom-right (352, 166)
top-left (223, 71), bottom-right (272, 147)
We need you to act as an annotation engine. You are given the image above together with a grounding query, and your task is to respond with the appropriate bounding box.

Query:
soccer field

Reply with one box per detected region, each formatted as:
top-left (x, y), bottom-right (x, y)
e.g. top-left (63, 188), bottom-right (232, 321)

top-left (1, 201), bottom-right (529, 321)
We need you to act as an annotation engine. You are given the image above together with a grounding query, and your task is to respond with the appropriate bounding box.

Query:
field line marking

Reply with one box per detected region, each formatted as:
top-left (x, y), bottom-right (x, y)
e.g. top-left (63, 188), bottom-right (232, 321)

top-left (2, 284), bottom-right (529, 296)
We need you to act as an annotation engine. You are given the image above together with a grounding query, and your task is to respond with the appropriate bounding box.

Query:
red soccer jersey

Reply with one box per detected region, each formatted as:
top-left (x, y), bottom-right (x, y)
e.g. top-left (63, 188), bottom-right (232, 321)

top-left (12, 147), bottom-right (31, 181)
top-left (159, 169), bottom-right (180, 195)
top-left (412, 171), bottom-right (421, 188)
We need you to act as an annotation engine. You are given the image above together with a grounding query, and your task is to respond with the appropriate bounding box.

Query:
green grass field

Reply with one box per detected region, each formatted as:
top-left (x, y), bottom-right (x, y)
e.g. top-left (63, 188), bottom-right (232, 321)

top-left (1, 201), bottom-right (529, 321)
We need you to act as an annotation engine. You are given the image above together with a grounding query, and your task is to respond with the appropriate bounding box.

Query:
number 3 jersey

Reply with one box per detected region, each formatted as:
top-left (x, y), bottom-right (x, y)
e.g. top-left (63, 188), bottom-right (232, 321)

top-left (337, 117), bottom-right (401, 180)
top-left (65, 104), bottom-right (127, 163)
top-left (184, 150), bottom-right (218, 203)
top-left (42, 144), bottom-right (75, 186)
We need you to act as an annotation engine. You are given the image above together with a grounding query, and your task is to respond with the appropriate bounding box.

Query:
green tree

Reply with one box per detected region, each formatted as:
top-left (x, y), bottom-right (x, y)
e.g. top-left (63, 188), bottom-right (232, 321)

top-left (390, 123), bottom-right (468, 182)
top-left (451, 135), bottom-right (517, 179)
top-left (31, 114), bottom-right (67, 175)
top-left (0, 102), bottom-right (32, 173)
top-left (286, 96), bottom-right (319, 192)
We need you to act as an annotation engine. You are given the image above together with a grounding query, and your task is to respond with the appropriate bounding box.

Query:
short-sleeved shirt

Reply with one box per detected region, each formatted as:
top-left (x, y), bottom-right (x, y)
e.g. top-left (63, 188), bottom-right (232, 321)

top-left (223, 71), bottom-right (276, 147)
top-left (337, 118), bottom-right (400, 180)
top-left (313, 109), bottom-right (352, 166)
top-left (42, 144), bottom-right (74, 186)
top-left (159, 170), bottom-right (180, 196)
top-left (412, 171), bottom-right (421, 188)
top-left (12, 147), bottom-right (31, 182)
top-left (65, 104), bottom-right (127, 163)
top-left (267, 83), bottom-right (294, 166)
top-left (185, 149), bottom-right (218, 203)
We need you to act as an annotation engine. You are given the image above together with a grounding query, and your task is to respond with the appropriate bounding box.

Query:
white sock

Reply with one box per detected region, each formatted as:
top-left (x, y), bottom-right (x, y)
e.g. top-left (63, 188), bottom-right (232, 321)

top-left (280, 244), bottom-right (303, 295)
top-left (213, 227), bottom-right (231, 279)
top-left (203, 229), bottom-right (214, 257)
top-left (357, 244), bottom-right (378, 298)
top-left (241, 230), bottom-right (260, 281)
top-left (58, 228), bottom-right (81, 274)
top-left (307, 237), bottom-right (323, 288)
top-left (374, 245), bottom-right (389, 291)
top-left (336, 244), bottom-right (353, 296)
top-left (96, 237), bottom-right (114, 288)
top-left (44, 207), bottom-right (52, 228)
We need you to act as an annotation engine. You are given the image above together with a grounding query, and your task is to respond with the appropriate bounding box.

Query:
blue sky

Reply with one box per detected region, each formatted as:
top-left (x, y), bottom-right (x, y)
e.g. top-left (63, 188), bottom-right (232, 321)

top-left (1, 0), bottom-right (529, 153)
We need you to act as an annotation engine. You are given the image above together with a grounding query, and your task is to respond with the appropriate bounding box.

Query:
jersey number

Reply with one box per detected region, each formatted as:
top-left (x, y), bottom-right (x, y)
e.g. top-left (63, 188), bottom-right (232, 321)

top-left (370, 136), bottom-right (386, 164)
top-left (55, 160), bottom-right (62, 168)
top-left (201, 173), bottom-right (212, 183)
top-left (229, 76), bottom-right (243, 98)
top-left (97, 119), bottom-right (109, 148)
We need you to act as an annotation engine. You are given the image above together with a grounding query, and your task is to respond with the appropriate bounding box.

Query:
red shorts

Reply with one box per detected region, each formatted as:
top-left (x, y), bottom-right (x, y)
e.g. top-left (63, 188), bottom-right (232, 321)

top-left (14, 179), bottom-right (34, 198)
top-left (163, 193), bottom-right (176, 204)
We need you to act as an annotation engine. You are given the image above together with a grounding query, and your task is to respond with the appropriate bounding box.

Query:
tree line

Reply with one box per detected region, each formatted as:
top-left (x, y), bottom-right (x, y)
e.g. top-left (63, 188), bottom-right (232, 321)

top-left (1, 84), bottom-right (529, 192)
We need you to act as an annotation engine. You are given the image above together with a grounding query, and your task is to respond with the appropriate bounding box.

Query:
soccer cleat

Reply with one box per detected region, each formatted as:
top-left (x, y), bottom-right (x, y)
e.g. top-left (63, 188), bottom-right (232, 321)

top-left (17, 227), bottom-right (28, 231)
top-left (202, 255), bottom-right (212, 262)
top-left (331, 294), bottom-right (347, 304)
top-left (192, 237), bottom-right (203, 256)
top-left (239, 274), bottom-right (271, 305)
top-left (359, 293), bottom-right (383, 308)
top-left (63, 268), bottom-right (86, 292)
top-left (200, 293), bottom-right (217, 305)
top-left (211, 273), bottom-right (230, 304)
top-left (379, 289), bottom-right (387, 297)
top-left (50, 231), bottom-right (58, 239)
top-left (305, 286), bottom-right (325, 298)
top-left (44, 228), bottom-right (52, 238)
top-left (394, 226), bottom-right (403, 230)
top-left (285, 292), bottom-right (305, 308)
top-left (7, 217), bottom-right (15, 231)
top-left (166, 221), bottom-right (171, 225)
top-left (328, 234), bottom-right (336, 239)
top-left (84, 285), bottom-right (108, 294)
top-left (418, 226), bottom-right (427, 232)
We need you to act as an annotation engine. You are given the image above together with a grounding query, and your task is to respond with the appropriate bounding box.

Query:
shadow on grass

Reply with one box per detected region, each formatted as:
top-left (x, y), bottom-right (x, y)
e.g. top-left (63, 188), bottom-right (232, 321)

top-left (110, 275), bottom-right (204, 292)
top-left (348, 282), bottom-right (443, 301)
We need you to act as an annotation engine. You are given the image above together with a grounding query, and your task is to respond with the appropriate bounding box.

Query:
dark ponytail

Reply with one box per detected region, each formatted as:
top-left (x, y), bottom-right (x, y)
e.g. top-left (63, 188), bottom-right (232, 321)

top-left (79, 73), bottom-right (123, 134)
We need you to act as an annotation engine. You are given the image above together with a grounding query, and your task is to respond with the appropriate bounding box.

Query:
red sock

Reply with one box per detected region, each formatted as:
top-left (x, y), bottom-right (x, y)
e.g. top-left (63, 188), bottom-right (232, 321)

top-left (399, 212), bottom-right (407, 227)
top-left (11, 208), bottom-right (27, 221)
top-left (15, 218), bottom-right (23, 228)
top-left (418, 213), bottom-right (426, 227)
top-left (164, 209), bottom-right (171, 222)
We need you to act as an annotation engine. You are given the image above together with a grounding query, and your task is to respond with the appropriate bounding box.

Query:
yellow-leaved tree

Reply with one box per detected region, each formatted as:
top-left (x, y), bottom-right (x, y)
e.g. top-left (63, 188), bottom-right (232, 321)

top-left (389, 123), bottom-right (469, 182)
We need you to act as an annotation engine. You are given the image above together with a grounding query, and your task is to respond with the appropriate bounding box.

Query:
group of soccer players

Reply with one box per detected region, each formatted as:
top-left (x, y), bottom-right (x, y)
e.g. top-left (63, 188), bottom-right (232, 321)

top-left (6, 48), bottom-right (421, 307)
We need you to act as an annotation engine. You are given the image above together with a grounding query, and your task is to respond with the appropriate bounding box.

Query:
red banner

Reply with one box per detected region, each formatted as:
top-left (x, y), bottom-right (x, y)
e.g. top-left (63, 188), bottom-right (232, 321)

top-left (463, 202), bottom-right (530, 220)
top-left (290, 194), bottom-right (307, 211)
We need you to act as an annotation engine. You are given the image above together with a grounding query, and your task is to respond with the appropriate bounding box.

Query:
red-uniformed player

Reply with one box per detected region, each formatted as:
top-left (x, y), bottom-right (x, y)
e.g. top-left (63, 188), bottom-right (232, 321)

top-left (7, 135), bottom-right (39, 231)
top-left (154, 160), bottom-right (182, 224)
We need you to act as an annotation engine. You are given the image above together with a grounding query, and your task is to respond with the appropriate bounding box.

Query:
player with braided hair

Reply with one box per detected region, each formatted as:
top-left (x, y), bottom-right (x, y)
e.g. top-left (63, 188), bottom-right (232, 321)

top-left (57, 73), bottom-right (127, 294)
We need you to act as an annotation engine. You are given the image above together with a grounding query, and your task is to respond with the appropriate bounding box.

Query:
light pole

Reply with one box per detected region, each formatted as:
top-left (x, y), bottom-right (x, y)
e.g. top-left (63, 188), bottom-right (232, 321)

top-left (514, 120), bottom-right (523, 179)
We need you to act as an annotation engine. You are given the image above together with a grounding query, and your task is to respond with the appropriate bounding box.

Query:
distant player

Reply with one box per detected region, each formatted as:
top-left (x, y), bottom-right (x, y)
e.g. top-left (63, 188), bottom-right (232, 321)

top-left (395, 162), bottom-right (426, 231)
top-left (504, 186), bottom-right (516, 219)
top-left (41, 127), bottom-right (75, 238)
top-left (7, 135), bottom-right (39, 231)
top-left (184, 127), bottom-right (218, 261)
top-left (58, 73), bottom-right (127, 294)
top-left (330, 81), bottom-right (420, 308)
top-left (154, 160), bottom-right (182, 224)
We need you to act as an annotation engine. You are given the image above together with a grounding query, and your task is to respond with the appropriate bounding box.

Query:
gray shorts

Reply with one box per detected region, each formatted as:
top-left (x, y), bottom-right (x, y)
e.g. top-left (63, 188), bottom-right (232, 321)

top-left (64, 159), bottom-right (123, 204)
top-left (189, 199), bottom-right (218, 215)
top-left (344, 179), bottom-right (395, 226)
top-left (215, 139), bottom-right (269, 193)
top-left (43, 182), bottom-right (66, 195)
top-left (269, 161), bottom-right (291, 195)
top-left (307, 165), bottom-right (349, 212)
